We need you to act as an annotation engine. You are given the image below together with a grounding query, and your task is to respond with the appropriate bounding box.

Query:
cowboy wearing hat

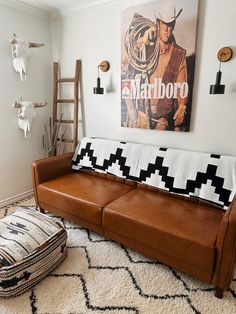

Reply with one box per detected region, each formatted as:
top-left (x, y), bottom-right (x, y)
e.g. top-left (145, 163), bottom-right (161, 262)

top-left (137, 0), bottom-right (188, 130)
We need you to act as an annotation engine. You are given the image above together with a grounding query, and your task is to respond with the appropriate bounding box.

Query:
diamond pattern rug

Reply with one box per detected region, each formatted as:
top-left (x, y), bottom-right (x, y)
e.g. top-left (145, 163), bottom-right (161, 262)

top-left (0, 197), bottom-right (235, 314)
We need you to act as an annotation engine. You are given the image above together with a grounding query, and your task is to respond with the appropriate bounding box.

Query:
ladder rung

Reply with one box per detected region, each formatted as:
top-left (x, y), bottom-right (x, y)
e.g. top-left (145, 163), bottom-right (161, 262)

top-left (55, 119), bottom-right (74, 124)
top-left (57, 138), bottom-right (74, 143)
top-left (57, 99), bottom-right (75, 103)
top-left (57, 78), bottom-right (75, 83)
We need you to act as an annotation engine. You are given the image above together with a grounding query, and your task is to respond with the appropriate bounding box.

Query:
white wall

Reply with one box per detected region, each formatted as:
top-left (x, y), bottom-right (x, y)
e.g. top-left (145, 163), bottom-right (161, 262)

top-left (1, 0), bottom-right (235, 203)
top-left (0, 1), bottom-right (52, 204)
top-left (51, 0), bottom-right (236, 156)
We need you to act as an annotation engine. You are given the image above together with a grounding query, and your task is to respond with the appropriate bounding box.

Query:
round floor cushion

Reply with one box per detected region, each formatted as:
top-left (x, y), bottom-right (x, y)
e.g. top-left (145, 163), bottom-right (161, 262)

top-left (0, 207), bottom-right (67, 297)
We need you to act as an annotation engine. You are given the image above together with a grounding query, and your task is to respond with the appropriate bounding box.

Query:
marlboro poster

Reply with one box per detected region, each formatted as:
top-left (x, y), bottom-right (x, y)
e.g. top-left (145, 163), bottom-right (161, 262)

top-left (121, 0), bottom-right (199, 131)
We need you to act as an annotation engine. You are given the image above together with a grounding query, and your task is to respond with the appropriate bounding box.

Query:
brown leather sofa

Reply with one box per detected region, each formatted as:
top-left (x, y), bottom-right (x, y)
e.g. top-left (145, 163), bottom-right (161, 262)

top-left (32, 152), bottom-right (236, 299)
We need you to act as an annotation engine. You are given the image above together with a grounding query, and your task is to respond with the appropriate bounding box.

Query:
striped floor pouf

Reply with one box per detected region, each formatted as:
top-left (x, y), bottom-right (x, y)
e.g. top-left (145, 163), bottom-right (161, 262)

top-left (0, 207), bottom-right (67, 297)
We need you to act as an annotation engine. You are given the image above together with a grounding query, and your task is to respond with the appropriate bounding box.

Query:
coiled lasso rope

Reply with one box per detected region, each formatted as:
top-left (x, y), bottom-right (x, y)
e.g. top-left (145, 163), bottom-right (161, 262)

top-left (123, 13), bottom-right (159, 76)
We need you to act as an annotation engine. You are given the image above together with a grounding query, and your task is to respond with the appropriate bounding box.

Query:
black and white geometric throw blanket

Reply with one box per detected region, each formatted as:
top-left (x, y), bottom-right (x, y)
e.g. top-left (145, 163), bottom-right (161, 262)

top-left (72, 137), bottom-right (236, 210)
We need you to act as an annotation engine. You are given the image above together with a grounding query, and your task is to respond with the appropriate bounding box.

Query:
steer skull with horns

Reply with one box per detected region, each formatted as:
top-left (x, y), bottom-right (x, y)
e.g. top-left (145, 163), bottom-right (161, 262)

top-left (13, 101), bottom-right (47, 138)
top-left (10, 33), bottom-right (45, 81)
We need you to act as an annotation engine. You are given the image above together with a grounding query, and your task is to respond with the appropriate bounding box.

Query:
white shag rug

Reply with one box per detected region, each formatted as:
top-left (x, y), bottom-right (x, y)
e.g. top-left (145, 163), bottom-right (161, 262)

top-left (0, 197), bottom-right (236, 314)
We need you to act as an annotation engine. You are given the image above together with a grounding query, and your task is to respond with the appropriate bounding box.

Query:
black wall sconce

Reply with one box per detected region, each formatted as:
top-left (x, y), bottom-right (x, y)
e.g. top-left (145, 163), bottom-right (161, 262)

top-left (210, 47), bottom-right (233, 94)
top-left (93, 60), bottom-right (110, 94)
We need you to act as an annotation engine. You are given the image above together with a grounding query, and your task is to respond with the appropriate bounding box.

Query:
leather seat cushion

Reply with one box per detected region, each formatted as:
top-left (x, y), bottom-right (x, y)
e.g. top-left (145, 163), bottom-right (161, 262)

top-left (103, 189), bottom-right (224, 272)
top-left (37, 172), bottom-right (134, 226)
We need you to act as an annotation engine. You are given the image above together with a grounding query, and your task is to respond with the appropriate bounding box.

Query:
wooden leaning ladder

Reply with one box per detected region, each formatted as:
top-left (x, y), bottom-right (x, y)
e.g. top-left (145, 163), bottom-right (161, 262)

top-left (53, 60), bottom-right (81, 152)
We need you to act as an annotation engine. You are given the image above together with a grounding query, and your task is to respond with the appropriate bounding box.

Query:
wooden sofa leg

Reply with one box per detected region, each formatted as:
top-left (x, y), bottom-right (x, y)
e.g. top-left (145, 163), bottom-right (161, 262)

top-left (38, 207), bottom-right (45, 214)
top-left (215, 287), bottom-right (224, 299)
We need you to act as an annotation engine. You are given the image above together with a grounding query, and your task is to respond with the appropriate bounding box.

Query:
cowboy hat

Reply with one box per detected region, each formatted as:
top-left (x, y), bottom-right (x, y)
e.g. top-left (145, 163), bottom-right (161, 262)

top-left (156, 0), bottom-right (182, 24)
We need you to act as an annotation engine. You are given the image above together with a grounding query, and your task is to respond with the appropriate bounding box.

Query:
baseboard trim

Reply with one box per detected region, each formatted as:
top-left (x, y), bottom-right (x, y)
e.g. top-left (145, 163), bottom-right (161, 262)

top-left (0, 190), bottom-right (34, 208)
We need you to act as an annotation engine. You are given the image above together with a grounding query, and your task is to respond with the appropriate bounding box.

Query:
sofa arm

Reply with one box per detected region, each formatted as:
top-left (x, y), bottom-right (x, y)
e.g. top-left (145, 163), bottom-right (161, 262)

top-left (32, 152), bottom-right (74, 205)
top-left (228, 197), bottom-right (236, 225)
top-left (32, 152), bottom-right (74, 185)
top-left (214, 196), bottom-right (236, 296)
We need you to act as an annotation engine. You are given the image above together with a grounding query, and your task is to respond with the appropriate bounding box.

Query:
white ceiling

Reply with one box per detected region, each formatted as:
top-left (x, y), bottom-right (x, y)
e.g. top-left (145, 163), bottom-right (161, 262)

top-left (18, 0), bottom-right (84, 11)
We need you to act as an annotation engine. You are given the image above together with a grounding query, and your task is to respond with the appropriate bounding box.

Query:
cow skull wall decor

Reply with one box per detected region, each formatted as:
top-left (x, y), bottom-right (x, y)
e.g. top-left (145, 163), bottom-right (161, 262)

top-left (13, 101), bottom-right (47, 138)
top-left (10, 34), bottom-right (45, 81)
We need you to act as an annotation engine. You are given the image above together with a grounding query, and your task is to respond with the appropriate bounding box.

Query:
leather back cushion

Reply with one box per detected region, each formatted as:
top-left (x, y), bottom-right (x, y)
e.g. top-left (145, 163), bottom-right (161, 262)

top-left (72, 137), bottom-right (236, 209)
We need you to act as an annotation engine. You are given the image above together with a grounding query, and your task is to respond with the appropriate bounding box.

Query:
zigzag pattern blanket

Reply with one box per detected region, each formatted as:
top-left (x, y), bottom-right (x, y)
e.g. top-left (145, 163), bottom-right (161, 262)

top-left (72, 137), bottom-right (236, 210)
